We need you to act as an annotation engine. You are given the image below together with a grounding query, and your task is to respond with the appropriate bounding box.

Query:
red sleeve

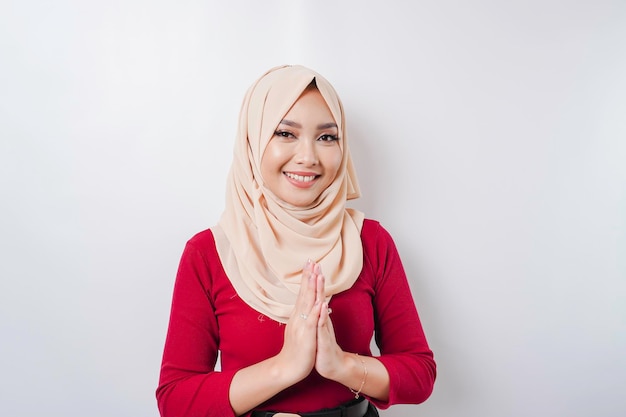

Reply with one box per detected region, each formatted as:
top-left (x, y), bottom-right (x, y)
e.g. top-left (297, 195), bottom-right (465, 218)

top-left (363, 221), bottom-right (436, 409)
top-left (156, 223), bottom-right (435, 415)
top-left (156, 236), bottom-right (237, 417)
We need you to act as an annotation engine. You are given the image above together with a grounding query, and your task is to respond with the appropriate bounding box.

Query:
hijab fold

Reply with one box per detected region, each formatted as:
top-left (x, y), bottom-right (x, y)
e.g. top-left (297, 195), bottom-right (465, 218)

top-left (213, 65), bottom-right (364, 323)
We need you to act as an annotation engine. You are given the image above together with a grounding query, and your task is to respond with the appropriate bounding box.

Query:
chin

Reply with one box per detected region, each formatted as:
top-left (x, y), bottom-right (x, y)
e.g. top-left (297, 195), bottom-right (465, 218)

top-left (285, 199), bottom-right (315, 208)
top-left (278, 192), bottom-right (318, 208)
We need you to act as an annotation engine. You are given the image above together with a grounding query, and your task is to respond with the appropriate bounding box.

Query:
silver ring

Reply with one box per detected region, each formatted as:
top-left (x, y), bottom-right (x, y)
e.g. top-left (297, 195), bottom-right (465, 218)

top-left (327, 307), bottom-right (333, 314)
top-left (299, 313), bottom-right (308, 320)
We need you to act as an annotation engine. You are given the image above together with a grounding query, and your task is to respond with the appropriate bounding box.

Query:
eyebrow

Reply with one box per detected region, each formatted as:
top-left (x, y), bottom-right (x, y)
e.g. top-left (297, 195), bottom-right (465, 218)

top-left (317, 122), bottom-right (338, 130)
top-left (279, 119), bottom-right (338, 130)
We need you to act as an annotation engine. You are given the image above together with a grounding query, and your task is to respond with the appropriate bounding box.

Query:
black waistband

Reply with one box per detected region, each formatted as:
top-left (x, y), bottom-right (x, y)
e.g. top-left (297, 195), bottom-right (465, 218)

top-left (251, 398), bottom-right (369, 417)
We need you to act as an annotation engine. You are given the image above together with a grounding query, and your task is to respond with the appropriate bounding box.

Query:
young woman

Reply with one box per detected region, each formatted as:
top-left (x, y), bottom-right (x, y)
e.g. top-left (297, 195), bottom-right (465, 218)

top-left (156, 65), bottom-right (436, 417)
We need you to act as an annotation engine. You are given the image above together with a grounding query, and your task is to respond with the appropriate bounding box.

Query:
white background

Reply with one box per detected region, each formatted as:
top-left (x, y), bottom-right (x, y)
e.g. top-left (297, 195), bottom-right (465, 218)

top-left (1, 1), bottom-right (625, 416)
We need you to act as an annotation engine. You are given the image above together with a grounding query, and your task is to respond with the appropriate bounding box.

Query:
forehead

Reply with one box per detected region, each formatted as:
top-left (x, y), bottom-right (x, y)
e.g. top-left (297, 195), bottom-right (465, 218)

top-left (281, 88), bottom-right (336, 124)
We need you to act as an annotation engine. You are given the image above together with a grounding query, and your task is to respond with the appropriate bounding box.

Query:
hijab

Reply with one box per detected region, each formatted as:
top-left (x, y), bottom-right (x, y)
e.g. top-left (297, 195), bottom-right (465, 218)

top-left (212, 65), bottom-right (364, 323)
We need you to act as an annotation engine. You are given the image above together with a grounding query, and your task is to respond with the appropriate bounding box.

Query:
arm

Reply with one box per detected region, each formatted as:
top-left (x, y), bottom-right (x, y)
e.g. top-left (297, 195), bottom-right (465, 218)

top-left (314, 222), bottom-right (435, 408)
top-left (157, 240), bottom-right (326, 417)
top-left (156, 240), bottom-right (236, 417)
top-left (369, 223), bottom-right (436, 407)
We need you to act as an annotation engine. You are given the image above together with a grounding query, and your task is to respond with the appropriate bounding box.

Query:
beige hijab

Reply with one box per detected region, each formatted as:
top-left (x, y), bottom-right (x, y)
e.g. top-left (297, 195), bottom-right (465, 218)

top-left (213, 65), bottom-right (364, 323)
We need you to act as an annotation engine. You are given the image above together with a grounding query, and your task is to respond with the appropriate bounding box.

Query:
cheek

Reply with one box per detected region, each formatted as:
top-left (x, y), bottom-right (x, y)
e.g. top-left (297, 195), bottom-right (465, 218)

top-left (260, 145), bottom-right (283, 176)
top-left (327, 147), bottom-right (343, 176)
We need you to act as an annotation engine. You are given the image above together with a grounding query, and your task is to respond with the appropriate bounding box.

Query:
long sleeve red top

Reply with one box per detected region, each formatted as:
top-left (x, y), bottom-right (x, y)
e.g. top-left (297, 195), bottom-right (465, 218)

top-left (156, 219), bottom-right (436, 417)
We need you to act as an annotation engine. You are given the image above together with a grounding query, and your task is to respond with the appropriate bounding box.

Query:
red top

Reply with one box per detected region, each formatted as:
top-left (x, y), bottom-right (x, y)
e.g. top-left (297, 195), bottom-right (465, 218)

top-left (156, 219), bottom-right (436, 417)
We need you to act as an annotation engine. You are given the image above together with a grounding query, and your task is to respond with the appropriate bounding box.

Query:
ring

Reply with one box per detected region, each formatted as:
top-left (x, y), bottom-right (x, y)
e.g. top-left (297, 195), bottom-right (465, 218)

top-left (327, 307), bottom-right (333, 314)
top-left (299, 313), bottom-right (308, 320)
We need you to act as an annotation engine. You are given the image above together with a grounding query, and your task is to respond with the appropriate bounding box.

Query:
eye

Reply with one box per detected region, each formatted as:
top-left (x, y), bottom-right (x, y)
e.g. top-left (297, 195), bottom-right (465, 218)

top-left (274, 130), bottom-right (295, 139)
top-left (318, 134), bottom-right (339, 142)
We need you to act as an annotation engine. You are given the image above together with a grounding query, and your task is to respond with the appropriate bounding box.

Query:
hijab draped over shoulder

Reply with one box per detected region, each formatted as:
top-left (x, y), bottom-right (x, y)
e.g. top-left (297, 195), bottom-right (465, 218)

top-left (212, 65), bottom-right (364, 323)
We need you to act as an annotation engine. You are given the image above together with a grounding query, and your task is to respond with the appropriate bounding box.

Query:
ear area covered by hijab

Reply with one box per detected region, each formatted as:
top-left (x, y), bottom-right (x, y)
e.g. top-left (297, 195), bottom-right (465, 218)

top-left (213, 65), bottom-right (364, 323)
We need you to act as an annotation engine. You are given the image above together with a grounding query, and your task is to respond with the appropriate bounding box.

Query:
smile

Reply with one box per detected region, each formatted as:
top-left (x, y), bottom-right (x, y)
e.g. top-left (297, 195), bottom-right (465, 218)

top-left (284, 172), bottom-right (319, 183)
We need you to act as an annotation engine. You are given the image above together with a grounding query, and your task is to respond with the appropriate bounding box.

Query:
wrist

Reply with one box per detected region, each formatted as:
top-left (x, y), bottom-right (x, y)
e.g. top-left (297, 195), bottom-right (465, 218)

top-left (348, 354), bottom-right (368, 399)
top-left (271, 352), bottom-right (309, 386)
top-left (332, 352), bottom-right (364, 388)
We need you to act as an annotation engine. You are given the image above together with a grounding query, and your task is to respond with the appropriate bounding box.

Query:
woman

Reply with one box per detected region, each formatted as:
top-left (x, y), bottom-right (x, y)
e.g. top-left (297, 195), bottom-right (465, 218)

top-left (156, 65), bottom-right (436, 417)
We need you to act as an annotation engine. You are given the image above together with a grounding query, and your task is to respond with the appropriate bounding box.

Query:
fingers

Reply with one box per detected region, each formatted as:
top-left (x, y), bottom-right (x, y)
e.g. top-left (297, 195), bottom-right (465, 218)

top-left (295, 260), bottom-right (316, 319)
top-left (317, 301), bottom-right (333, 331)
top-left (317, 300), bottom-right (338, 360)
top-left (317, 301), bottom-right (327, 328)
top-left (315, 266), bottom-right (325, 306)
top-left (297, 259), bottom-right (313, 298)
top-left (314, 300), bottom-right (343, 380)
top-left (280, 262), bottom-right (318, 380)
top-left (293, 260), bottom-right (330, 326)
top-left (309, 264), bottom-right (327, 324)
top-left (306, 264), bottom-right (325, 322)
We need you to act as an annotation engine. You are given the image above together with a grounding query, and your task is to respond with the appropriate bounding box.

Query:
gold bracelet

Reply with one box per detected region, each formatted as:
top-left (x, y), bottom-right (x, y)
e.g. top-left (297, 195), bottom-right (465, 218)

top-left (349, 353), bottom-right (368, 399)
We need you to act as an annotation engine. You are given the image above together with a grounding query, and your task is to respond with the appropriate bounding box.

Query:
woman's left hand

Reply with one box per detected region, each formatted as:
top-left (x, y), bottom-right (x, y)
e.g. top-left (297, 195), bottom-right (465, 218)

top-left (314, 295), bottom-right (347, 381)
top-left (313, 266), bottom-right (392, 402)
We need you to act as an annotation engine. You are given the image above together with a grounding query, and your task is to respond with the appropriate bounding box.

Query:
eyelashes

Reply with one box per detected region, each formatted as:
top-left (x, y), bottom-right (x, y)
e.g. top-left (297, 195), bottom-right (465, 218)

top-left (318, 134), bottom-right (339, 142)
top-left (273, 130), bottom-right (340, 142)
top-left (274, 130), bottom-right (295, 139)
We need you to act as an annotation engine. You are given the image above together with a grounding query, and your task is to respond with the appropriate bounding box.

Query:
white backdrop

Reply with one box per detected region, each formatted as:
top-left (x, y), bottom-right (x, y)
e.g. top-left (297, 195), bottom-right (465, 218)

top-left (1, 1), bottom-right (625, 416)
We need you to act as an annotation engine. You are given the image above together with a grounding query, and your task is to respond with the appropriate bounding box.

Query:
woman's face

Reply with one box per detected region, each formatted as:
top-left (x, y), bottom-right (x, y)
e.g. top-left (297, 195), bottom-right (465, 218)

top-left (261, 88), bottom-right (342, 208)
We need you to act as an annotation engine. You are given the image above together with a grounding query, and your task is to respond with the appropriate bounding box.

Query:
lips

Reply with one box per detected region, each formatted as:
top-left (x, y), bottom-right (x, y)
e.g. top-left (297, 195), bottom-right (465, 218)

top-left (283, 171), bottom-right (320, 188)
top-left (285, 172), bottom-right (318, 182)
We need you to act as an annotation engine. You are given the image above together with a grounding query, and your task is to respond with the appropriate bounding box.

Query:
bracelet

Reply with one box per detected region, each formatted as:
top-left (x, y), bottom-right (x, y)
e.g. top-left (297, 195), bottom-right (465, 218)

top-left (349, 353), bottom-right (368, 399)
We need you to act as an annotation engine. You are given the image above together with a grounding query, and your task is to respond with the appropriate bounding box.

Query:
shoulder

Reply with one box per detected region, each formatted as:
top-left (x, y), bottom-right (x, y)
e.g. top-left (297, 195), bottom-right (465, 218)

top-left (181, 228), bottom-right (219, 261)
top-left (175, 228), bottom-right (227, 290)
top-left (361, 218), bottom-right (394, 244)
top-left (360, 218), bottom-right (399, 266)
top-left (187, 227), bottom-right (216, 247)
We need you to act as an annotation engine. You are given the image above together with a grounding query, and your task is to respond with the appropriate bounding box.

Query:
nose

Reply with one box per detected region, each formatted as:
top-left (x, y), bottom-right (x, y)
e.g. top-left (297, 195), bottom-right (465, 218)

top-left (295, 139), bottom-right (318, 166)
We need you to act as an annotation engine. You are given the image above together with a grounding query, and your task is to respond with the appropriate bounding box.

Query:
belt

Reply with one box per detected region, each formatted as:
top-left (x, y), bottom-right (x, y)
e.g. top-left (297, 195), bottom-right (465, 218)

top-left (251, 398), bottom-right (369, 417)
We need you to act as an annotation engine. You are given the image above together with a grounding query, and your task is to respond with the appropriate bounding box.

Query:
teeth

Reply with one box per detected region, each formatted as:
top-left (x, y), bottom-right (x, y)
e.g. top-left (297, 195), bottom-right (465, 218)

top-left (285, 172), bottom-right (316, 182)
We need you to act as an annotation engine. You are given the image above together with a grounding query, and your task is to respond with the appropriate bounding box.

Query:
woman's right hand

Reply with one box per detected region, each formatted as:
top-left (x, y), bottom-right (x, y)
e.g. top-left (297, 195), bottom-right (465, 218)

top-left (276, 260), bottom-right (324, 383)
top-left (228, 261), bottom-right (325, 415)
